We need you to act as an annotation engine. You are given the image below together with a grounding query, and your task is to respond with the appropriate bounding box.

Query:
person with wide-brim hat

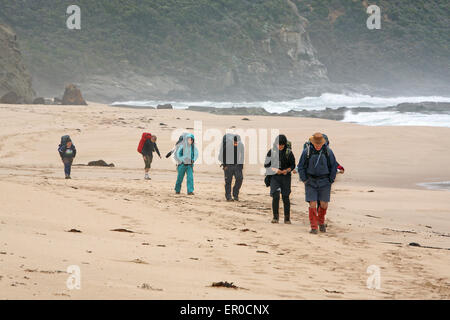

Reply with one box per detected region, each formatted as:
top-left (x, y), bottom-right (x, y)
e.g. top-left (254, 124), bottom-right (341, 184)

top-left (297, 132), bottom-right (339, 234)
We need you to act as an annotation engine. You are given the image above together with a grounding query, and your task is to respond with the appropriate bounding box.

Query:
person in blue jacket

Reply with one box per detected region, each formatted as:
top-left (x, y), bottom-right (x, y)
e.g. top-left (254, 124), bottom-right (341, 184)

top-left (174, 133), bottom-right (199, 195)
top-left (58, 136), bottom-right (77, 179)
top-left (297, 132), bottom-right (338, 234)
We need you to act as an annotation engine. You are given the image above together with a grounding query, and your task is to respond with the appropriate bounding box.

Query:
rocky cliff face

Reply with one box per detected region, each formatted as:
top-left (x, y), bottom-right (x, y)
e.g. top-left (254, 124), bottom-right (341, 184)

top-left (79, 3), bottom-right (329, 102)
top-left (0, 0), bottom-right (332, 102)
top-left (214, 21), bottom-right (329, 100)
top-left (0, 24), bottom-right (34, 103)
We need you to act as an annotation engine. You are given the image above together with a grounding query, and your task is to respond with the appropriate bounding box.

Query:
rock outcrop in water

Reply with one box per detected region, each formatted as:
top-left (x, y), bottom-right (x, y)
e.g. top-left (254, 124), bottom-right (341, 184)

top-left (187, 102), bottom-right (450, 121)
top-left (0, 24), bottom-right (34, 103)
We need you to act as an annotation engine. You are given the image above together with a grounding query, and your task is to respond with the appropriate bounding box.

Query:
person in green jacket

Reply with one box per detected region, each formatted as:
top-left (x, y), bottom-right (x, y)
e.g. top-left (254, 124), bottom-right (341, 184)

top-left (174, 133), bottom-right (199, 195)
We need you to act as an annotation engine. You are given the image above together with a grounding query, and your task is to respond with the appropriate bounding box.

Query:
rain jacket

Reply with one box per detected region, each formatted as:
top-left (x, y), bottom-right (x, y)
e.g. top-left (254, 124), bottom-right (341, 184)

top-left (297, 144), bottom-right (338, 183)
top-left (175, 133), bottom-right (199, 165)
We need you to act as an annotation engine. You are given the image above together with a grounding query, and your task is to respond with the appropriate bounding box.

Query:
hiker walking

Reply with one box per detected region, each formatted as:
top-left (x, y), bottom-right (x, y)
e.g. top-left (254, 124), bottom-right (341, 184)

top-left (303, 133), bottom-right (345, 175)
top-left (174, 133), bottom-right (198, 195)
top-left (298, 132), bottom-right (338, 234)
top-left (264, 135), bottom-right (296, 224)
top-left (303, 133), bottom-right (345, 211)
top-left (139, 134), bottom-right (161, 180)
top-left (58, 135), bottom-right (76, 179)
top-left (219, 134), bottom-right (244, 201)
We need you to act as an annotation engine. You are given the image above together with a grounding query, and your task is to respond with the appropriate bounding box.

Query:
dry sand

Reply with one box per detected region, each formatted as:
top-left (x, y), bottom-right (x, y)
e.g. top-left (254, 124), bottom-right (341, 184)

top-left (0, 102), bottom-right (449, 299)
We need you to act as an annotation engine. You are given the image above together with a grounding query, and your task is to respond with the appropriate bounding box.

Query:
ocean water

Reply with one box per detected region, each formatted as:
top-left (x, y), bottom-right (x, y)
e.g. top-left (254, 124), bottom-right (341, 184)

top-left (418, 181), bottom-right (450, 191)
top-left (112, 93), bottom-right (450, 127)
top-left (342, 111), bottom-right (450, 127)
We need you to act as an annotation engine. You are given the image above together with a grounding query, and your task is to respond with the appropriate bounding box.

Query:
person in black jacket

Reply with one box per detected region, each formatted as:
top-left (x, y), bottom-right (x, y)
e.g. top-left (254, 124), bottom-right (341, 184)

top-left (218, 134), bottom-right (245, 201)
top-left (264, 134), bottom-right (296, 224)
top-left (297, 132), bottom-right (338, 234)
top-left (58, 138), bottom-right (77, 179)
top-left (141, 135), bottom-right (161, 180)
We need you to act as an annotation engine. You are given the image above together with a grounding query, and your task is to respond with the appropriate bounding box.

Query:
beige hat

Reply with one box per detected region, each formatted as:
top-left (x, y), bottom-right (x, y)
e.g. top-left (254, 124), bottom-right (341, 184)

top-left (309, 132), bottom-right (326, 147)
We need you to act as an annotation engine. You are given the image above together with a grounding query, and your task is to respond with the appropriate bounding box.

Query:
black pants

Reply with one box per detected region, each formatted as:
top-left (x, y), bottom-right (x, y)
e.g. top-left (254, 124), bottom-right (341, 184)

top-left (224, 165), bottom-right (243, 199)
top-left (270, 174), bottom-right (291, 221)
top-left (272, 192), bottom-right (290, 221)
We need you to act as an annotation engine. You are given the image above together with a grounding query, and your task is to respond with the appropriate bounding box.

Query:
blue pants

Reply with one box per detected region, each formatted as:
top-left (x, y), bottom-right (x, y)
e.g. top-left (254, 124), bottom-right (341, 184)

top-left (175, 164), bottom-right (194, 193)
top-left (305, 177), bottom-right (331, 202)
top-left (63, 158), bottom-right (73, 176)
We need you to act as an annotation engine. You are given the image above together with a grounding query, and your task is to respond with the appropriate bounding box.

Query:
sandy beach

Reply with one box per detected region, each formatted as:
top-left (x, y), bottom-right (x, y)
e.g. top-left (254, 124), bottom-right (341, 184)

top-left (0, 102), bottom-right (449, 299)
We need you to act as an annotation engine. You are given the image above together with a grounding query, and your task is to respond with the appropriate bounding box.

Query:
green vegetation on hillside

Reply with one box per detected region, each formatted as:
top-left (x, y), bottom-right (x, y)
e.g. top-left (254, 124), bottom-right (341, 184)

top-left (0, 0), bottom-right (298, 91)
top-left (0, 0), bottom-right (448, 99)
top-left (294, 0), bottom-right (450, 90)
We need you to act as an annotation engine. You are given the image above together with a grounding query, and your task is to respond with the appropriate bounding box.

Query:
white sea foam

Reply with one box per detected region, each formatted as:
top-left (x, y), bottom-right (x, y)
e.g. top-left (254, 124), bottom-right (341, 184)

top-left (418, 181), bottom-right (450, 191)
top-left (342, 111), bottom-right (450, 127)
top-left (112, 93), bottom-right (450, 127)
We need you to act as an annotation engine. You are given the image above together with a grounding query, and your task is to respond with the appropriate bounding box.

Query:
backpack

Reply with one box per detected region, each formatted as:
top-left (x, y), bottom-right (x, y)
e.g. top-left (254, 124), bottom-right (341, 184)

top-left (137, 132), bottom-right (152, 154)
top-left (303, 134), bottom-right (329, 160)
top-left (60, 135), bottom-right (71, 147)
top-left (303, 142), bottom-right (331, 171)
top-left (271, 140), bottom-right (292, 157)
top-left (285, 141), bottom-right (292, 157)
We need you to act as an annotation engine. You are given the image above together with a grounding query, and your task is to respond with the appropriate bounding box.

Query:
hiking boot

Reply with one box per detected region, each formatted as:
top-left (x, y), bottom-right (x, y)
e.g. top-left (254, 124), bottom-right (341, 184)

top-left (188, 192), bottom-right (195, 196)
top-left (65, 176), bottom-right (71, 180)
top-left (271, 219), bottom-right (279, 224)
top-left (319, 224), bottom-right (327, 233)
top-left (233, 197), bottom-right (239, 201)
top-left (226, 198), bottom-right (234, 202)
top-left (310, 229), bottom-right (318, 234)
top-left (284, 220), bottom-right (292, 224)
top-left (175, 191), bottom-right (180, 195)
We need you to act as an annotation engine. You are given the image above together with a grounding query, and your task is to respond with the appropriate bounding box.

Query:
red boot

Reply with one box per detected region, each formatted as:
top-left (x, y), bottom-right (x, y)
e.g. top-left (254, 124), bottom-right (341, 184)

top-left (309, 207), bottom-right (318, 232)
top-left (318, 207), bottom-right (327, 232)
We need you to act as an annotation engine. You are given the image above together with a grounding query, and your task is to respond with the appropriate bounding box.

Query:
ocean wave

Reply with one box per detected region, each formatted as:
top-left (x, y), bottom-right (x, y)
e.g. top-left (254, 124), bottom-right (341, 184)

top-left (112, 93), bottom-right (450, 112)
top-left (342, 111), bottom-right (450, 127)
top-left (112, 93), bottom-right (450, 127)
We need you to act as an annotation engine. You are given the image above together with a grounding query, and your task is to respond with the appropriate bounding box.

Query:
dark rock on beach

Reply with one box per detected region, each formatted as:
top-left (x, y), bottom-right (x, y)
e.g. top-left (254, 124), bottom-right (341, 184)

top-left (156, 103), bottom-right (173, 109)
top-left (0, 91), bottom-right (20, 104)
top-left (87, 160), bottom-right (114, 167)
top-left (32, 97), bottom-right (45, 105)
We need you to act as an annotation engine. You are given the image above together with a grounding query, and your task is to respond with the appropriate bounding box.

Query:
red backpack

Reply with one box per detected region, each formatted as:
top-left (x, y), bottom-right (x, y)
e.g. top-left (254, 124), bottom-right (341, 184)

top-left (137, 133), bottom-right (152, 153)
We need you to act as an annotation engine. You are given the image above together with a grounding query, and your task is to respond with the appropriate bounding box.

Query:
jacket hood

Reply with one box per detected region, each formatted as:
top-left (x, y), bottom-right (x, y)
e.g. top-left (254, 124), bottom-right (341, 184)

top-left (186, 133), bottom-right (195, 141)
